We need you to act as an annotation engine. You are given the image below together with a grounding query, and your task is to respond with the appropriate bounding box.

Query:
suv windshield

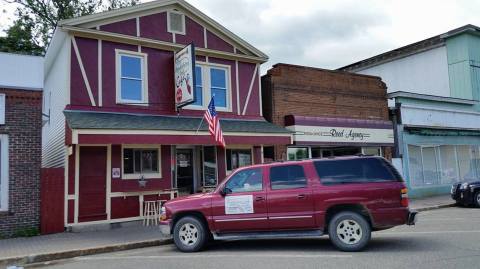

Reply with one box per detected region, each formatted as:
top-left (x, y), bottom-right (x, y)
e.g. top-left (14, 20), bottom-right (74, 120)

top-left (314, 157), bottom-right (402, 185)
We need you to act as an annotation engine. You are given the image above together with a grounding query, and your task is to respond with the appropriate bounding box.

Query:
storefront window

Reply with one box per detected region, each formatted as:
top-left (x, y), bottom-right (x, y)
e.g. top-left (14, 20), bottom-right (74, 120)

top-left (439, 145), bottom-right (458, 185)
top-left (287, 147), bottom-right (309, 160)
top-left (226, 149), bottom-right (252, 171)
top-left (123, 147), bottom-right (160, 178)
top-left (408, 145), bottom-right (424, 186)
top-left (422, 147), bottom-right (440, 185)
top-left (457, 145), bottom-right (477, 182)
top-left (203, 146), bottom-right (217, 187)
top-left (362, 147), bottom-right (382, 156)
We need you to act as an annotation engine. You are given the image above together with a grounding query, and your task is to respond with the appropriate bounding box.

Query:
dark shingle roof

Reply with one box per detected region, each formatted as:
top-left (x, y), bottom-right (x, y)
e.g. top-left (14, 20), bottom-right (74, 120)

top-left (64, 110), bottom-right (292, 134)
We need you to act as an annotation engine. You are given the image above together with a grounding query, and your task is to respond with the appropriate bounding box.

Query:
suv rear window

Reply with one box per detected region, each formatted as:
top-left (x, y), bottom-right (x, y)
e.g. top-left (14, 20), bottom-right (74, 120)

top-left (270, 165), bottom-right (307, 190)
top-left (314, 158), bottom-right (402, 185)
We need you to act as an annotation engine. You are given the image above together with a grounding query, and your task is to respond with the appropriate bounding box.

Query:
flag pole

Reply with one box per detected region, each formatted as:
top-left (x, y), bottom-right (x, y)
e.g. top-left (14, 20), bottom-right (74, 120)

top-left (195, 95), bottom-right (215, 134)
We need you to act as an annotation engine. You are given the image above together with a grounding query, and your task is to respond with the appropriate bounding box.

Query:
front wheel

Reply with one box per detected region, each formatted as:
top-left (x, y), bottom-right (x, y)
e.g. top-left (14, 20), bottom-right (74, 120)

top-left (173, 216), bottom-right (208, 252)
top-left (328, 211), bottom-right (371, 252)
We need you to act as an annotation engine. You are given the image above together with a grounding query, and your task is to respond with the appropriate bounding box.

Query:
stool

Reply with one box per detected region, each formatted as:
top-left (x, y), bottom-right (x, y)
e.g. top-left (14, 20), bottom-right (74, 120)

top-left (143, 201), bottom-right (158, 226)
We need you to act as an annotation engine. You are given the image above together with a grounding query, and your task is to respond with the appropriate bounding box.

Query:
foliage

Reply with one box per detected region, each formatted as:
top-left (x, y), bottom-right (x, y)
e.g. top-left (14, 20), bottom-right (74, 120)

top-left (13, 227), bottom-right (40, 237)
top-left (0, 0), bottom-right (140, 55)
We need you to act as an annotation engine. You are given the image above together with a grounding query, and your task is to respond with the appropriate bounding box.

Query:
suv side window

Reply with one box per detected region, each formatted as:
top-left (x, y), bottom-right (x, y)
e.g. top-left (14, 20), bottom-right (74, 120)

top-left (225, 168), bottom-right (263, 193)
top-left (270, 165), bottom-right (307, 190)
top-left (314, 157), bottom-right (402, 185)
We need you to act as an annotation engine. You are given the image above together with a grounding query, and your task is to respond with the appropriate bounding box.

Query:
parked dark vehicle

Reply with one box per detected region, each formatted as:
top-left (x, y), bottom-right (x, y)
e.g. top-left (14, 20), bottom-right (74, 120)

top-left (160, 156), bottom-right (417, 252)
top-left (451, 181), bottom-right (480, 207)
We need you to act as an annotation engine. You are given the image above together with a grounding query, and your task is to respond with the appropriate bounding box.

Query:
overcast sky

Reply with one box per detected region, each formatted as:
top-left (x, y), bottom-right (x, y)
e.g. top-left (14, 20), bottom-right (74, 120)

top-left (2, 0), bottom-right (480, 71)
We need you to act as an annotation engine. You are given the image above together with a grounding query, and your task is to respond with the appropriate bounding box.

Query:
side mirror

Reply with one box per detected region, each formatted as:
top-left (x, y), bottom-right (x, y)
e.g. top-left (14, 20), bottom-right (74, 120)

top-left (220, 186), bottom-right (232, 196)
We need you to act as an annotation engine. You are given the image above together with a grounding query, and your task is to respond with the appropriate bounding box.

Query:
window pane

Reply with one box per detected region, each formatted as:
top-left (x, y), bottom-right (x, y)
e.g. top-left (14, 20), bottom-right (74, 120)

top-left (134, 150), bottom-right (141, 173)
top-left (141, 150), bottom-right (158, 173)
top-left (314, 158), bottom-right (400, 185)
top-left (226, 168), bottom-right (263, 193)
top-left (457, 145), bottom-right (476, 181)
top-left (192, 86), bottom-right (202, 106)
top-left (422, 147), bottom-right (439, 185)
top-left (210, 68), bottom-right (226, 88)
top-left (212, 88), bottom-right (226, 108)
top-left (195, 66), bottom-right (202, 85)
top-left (287, 147), bottom-right (308, 160)
top-left (203, 146), bottom-right (217, 187)
top-left (408, 145), bottom-right (423, 186)
top-left (121, 56), bottom-right (141, 79)
top-left (123, 149), bottom-right (134, 174)
top-left (238, 151), bottom-right (252, 168)
top-left (121, 79), bottom-right (142, 101)
top-left (439, 145), bottom-right (458, 185)
top-left (363, 147), bottom-right (381, 156)
top-left (270, 165), bottom-right (307, 190)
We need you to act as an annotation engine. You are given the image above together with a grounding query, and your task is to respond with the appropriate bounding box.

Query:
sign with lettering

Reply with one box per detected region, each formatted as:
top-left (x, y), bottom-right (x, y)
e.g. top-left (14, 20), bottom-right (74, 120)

top-left (225, 195), bottom-right (254, 215)
top-left (287, 125), bottom-right (394, 144)
top-left (112, 168), bottom-right (121, 179)
top-left (174, 43), bottom-right (196, 109)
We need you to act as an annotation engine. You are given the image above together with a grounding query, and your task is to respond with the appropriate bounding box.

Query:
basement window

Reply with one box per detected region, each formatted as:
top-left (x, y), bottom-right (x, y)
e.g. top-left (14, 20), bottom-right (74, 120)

top-left (168, 10), bottom-right (185, 35)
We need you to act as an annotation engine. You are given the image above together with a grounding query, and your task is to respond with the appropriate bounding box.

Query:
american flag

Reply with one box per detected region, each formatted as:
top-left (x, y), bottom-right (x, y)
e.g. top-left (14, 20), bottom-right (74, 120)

top-left (204, 97), bottom-right (226, 147)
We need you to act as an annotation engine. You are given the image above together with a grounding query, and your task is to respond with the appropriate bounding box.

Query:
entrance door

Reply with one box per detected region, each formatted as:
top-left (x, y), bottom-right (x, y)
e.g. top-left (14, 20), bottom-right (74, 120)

top-left (177, 149), bottom-right (194, 194)
top-left (78, 146), bottom-right (107, 222)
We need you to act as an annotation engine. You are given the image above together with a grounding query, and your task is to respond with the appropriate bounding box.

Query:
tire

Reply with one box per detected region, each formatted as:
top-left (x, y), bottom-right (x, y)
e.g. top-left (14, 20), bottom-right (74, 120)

top-left (474, 191), bottom-right (480, 208)
top-left (328, 211), bottom-right (371, 252)
top-left (173, 216), bottom-right (208, 252)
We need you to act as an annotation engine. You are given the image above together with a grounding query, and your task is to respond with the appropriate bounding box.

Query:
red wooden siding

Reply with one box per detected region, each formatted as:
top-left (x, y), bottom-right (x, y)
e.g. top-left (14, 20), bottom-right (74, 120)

top-left (176, 16), bottom-right (205, 47)
top-left (238, 61), bottom-right (260, 115)
top-left (78, 146), bottom-right (107, 222)
top-left (68, 146), bottom-right (75, 195)
top-left (111, 196), bottom-right (140, 219)
top-left (110, 145), bottom-right (172, 192)
top-left (67, 200), bottom-right (74, 224)
top-left (206, 30), bottom-right (234, 53)
top-left (71, 38), bottom-right (97, 106)
top-left (253, 146), bottom-right (262, 164)
top-left (41, 168), bottom-right (65, 234)
top-left (139, 12), bottom-right (173, 42)
top-left (100, 18), bottom-right (137, 36)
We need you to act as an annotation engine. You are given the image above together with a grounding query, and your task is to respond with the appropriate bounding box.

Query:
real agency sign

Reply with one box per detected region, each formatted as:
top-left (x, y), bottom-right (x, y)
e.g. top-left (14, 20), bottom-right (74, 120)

top-left (174, 43), bottom-right (196, 109)
top-left (287, 125), bottom-right (394, 145)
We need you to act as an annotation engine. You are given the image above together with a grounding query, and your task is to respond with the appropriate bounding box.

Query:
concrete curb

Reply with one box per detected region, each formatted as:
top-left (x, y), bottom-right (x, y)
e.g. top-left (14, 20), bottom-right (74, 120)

top-left (412, 202), bottom-right (456, 212)
top-left (0, 238), bottom-right (173, 267)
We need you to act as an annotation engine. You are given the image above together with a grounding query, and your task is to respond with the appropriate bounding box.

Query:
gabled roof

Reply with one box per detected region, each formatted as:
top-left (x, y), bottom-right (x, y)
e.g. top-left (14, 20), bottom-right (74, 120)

top-left (57, 0), bottom-right (267, 59)
top-left (339, 24), bottom-right (480, 72)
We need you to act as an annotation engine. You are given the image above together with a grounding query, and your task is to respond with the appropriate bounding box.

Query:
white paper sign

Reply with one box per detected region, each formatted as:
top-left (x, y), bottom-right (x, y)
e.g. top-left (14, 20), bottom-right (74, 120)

top-left (225, 195), bottom-right (254, 215)
top-left (112, 168), bottom-right (121, 179)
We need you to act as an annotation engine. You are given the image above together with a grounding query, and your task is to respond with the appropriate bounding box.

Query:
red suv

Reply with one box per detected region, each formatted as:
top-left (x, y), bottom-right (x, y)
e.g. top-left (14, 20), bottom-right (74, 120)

top-left (160, 156), bottom-right (417, 252)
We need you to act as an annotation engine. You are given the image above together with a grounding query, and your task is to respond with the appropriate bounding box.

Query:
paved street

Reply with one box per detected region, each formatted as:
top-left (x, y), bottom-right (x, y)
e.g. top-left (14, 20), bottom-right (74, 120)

top-left (31, 207), bottom-right (479, 269)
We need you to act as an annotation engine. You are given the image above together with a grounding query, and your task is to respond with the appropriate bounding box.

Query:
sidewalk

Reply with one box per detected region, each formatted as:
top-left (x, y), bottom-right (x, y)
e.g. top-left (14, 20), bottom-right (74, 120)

top-left (0, 194), bottom-right (455, 267)
top-left (0, 225), bottom-right (171, 267)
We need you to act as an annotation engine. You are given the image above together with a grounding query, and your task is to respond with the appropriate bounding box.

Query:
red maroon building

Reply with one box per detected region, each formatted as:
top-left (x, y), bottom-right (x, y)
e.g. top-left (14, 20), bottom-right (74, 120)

top-left (42, 0), bottom-right (291, 228)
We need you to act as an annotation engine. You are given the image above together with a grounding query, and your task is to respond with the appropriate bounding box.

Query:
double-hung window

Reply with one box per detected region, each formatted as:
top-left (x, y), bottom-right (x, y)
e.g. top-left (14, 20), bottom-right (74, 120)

top-left (187, 63), bottom-right (231, 111)
top-left (122, 146), bottom-right (161, 179)
top-left (116, 50), bottom-right (148, 105)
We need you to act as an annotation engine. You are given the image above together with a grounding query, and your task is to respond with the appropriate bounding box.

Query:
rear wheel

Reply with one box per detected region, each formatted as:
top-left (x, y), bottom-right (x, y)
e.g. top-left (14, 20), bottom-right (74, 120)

top-left (474, 191), bottom-right (480, 208)
top-left (173, 216), bottom-right (208, 252)
top-left (328, 211), bottom-right (371, 252)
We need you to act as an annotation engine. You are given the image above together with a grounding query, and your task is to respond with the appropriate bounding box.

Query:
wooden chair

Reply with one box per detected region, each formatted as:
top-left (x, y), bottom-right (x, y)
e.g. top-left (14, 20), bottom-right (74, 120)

top-left (143, 201), bottom-right (158, 226)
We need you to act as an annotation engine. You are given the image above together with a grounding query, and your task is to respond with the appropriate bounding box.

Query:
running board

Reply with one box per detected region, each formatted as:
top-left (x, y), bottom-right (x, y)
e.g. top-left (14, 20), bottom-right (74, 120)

top-left (213, 229), bottom-right (324, 241)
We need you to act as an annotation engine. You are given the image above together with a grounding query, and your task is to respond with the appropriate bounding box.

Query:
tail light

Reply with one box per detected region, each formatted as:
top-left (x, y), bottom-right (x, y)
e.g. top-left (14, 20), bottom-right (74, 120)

top-left (401, 188), bottom-right (409, 207)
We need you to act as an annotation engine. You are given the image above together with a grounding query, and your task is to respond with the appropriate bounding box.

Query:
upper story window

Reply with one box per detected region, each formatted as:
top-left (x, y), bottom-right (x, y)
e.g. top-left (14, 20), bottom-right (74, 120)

top-left (187, 63), bottom-right (231, 112)
top-left (115, 50), bottom-right (148, 105)
top-left (168, 10), bottom-right (185, 35)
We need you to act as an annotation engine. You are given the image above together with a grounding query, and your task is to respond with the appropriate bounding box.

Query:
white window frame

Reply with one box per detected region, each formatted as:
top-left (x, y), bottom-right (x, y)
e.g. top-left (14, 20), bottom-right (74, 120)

top-left (185, 62), bottom-right (232, 112)
top-left (115, 49), bottom-right (149, 106)
top-left (225, 146), bottom-right (253, 174)
top-left (167, 10), bottom-right (186, 35)
top-left (121, 145), bottom-right (161, 180)
top-left (0, 135), bottom-right (9, 211)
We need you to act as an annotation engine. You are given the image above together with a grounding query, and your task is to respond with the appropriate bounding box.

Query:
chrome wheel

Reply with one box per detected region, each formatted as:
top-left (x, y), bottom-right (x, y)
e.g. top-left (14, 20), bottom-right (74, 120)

top-left (179, 223), bottom-right (199, 246)
top-left (336, 219), bottom-right (363, 245)
top-left (476, 192), bottom-right (480, 206)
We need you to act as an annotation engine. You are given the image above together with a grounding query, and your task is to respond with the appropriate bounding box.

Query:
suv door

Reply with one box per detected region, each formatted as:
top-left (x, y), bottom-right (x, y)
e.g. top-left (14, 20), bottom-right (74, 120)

top-left (211, 167), bottom-right (268, 232)
top-left (266, 163), bottom-right (316, 229)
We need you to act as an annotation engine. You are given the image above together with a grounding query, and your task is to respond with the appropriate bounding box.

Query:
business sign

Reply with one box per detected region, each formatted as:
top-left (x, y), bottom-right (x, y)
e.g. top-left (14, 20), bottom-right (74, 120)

top-left (174, 43), bottom-right (196, 109)
top-left (287, 125), bottom-right (394, 144)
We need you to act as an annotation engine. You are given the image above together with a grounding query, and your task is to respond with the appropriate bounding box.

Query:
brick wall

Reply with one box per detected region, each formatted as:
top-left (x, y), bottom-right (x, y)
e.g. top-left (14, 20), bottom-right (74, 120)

top-left (261, 64), bottom-right (392, 160)
top-left (0, 88), bottom-right (42, 237)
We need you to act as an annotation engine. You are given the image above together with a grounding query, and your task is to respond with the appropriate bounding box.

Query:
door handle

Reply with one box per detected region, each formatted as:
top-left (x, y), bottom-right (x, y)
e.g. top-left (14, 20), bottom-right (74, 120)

top-left (255, 196), bottom-right (265, 202)
top-left (297, 194), bottom-right (306, 199)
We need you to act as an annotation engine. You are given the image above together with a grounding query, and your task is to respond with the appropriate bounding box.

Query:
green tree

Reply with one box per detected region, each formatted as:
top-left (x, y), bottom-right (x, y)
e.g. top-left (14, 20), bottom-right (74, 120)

top-left (0, 0), bottom-right (140, 55)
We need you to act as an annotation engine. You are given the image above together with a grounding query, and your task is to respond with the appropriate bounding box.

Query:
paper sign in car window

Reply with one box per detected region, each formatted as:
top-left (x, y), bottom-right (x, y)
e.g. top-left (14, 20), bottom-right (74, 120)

top-left (225, 195), bottom-right (254, 215)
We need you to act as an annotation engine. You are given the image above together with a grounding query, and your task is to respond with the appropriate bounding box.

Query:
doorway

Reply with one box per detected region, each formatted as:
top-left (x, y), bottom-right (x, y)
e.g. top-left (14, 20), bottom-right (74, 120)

top-left (176, 149), bottom-right (194, 194)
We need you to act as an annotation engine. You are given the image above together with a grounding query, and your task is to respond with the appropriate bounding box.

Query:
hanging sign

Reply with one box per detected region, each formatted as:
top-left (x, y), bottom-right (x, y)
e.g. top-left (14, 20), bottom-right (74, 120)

top-left (174, 43), bottom-right (196, 109)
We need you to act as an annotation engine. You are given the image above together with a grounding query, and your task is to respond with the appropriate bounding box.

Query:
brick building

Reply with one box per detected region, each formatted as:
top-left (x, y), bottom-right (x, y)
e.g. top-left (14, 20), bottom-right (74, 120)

top-left (0, 52), bottom-right (43, 237)
top-left (261, 63), bottom-right (394, 162)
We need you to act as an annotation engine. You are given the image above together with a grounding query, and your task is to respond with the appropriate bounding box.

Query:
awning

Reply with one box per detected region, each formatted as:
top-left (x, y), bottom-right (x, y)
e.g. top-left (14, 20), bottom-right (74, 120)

top-left (64, 110), bottom-right (292, 145)
top-left (285, 115), bottom-right (394, 146)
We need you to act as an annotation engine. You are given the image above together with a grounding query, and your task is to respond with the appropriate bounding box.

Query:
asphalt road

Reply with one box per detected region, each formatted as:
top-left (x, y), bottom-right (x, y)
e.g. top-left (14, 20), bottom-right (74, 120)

top-left (33, 207), bottom-right (480, 269)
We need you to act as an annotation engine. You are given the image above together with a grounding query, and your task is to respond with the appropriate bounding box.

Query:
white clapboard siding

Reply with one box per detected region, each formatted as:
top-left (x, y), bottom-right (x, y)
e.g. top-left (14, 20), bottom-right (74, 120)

top-left (42, 32), bottom-right (70, 168)
top-left (0, 94), bottom-right (5, 125)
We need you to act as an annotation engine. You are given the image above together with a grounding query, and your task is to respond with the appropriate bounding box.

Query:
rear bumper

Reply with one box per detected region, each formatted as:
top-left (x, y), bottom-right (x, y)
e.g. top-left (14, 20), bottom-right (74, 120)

top-left (407, 211), bottom-right (417, 225)
top-left (159, 220), bottom-right (171, 236)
